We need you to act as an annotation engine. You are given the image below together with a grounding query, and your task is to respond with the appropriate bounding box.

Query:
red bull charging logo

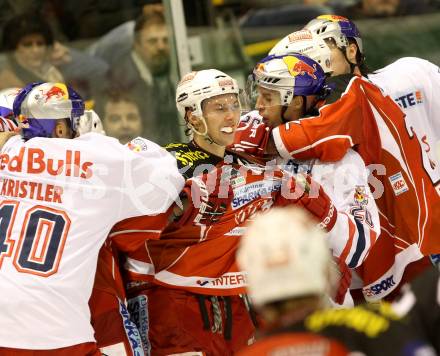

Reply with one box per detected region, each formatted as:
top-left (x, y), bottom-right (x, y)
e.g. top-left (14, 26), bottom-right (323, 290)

top-left (283, 56), bottom-right (318, 80)
top-left (41, 83), bottom-right (68, 103)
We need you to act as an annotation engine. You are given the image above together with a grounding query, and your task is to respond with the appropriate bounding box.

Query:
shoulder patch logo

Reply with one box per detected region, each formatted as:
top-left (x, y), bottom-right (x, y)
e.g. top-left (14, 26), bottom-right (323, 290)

top-left (389, 172), bottom-right (409, 196)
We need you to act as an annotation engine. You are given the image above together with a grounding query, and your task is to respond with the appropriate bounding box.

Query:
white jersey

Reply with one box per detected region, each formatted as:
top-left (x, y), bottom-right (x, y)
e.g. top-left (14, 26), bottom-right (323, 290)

top-left (368, 57), bottom-right (440, 186)
top-left (280, 150), bottom-right (380, 269)
top-left (0, 133), bottom-right (183, 349)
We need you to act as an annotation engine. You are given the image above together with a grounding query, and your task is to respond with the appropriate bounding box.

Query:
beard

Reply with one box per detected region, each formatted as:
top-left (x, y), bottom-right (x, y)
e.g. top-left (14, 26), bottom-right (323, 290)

top-left (149, 54), bottom-right (170, 76)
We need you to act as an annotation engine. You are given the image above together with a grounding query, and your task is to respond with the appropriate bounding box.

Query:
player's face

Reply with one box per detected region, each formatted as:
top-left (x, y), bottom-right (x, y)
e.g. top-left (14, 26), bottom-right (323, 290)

top-left (256, 86), bottom-right (283, 127)
top-left (324, 39), bottom-right (351, 76)
top-left (202, 93), bottom-right (240, 147)
top-left (325, 40), bottom-right (350, 76)
top-left (135, 24), bottom-right (170, 75)
top-left (14, 34), bottom-right (47, 71)
top-left (103, 100), bottom-right (143, 144)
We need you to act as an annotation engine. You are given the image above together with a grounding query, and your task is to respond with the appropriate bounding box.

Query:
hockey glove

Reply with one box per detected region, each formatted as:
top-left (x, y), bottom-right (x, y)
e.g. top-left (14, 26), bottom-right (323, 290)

top-left (231, 119), bottom-right (271, 157)
top-left (178, 166), bottom-right (233, 226)
top-left (276, 173), bottom-right (337, 232)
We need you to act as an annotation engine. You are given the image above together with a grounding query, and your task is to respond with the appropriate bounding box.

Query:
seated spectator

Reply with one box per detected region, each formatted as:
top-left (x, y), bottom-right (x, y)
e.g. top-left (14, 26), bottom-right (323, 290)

top-left (96, 90), bottom-right (143, 144)
top-left (0, 12), bottom-right (109, 100)
top-left (0, 13), bottom-right (64, 89)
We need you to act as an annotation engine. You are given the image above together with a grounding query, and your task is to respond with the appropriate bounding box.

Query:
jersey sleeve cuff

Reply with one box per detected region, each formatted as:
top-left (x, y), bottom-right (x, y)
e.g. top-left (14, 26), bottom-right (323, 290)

top-left (272, 126), bottom-right (291, 160)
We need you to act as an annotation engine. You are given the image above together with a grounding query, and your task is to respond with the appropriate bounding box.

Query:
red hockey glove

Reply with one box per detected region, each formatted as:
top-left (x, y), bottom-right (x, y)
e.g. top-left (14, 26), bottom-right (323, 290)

top-left (231, 119), bottom-right (271, 157)
top-left (178, 165), bottom-right (233, 226)
top-left (276, 173), bottom-right (337, 232)
top-left (333, 257), bottom-right (352, 305)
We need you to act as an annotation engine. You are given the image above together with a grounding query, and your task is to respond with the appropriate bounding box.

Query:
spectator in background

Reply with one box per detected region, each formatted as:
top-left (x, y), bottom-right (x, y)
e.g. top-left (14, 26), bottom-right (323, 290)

top-left (0, 13), bottom-right (64, 89)
top-left (108, 5), bottom-right (181, 145)
top-left (96, 90), bottom-right (143, 144)
top-left (0, 12), bottom-right (109, 100)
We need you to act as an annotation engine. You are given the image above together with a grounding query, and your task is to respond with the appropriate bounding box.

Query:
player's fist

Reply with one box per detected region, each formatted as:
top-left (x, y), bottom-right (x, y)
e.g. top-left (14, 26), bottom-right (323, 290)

top-left (180, 165), bottom-right (233, 225)
top-left (276, 173), bottom-right (337, 232)
top-left (231, 116), bottom-right (271, 157)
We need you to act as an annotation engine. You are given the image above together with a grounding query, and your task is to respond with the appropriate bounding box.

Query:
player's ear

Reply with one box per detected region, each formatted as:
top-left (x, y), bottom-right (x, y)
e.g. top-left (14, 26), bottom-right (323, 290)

top-left (187, 110), bottom-right (202, 129)
top-left (290, 96), bottom-right (303, 111)
top-left (283, 96), bottom-right (304, 122)
top-left (346, 43), bottom-right (358, 65)
top-left (53, 119), bottom-right (69, 138)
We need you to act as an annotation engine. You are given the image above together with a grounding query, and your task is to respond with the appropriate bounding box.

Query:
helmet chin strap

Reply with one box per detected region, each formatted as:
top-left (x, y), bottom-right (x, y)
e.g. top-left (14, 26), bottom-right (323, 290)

top-left (190, 116), bottom-right (224, 150)
top-left (339, 46), bottom-right (358, 74)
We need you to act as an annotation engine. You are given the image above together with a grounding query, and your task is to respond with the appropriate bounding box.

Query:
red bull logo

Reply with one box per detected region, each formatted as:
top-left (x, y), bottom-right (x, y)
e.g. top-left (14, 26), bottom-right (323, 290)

top-left (283, 56), bottom-right (317, 80)
top-left (42, 83), bottom-right (68, 103)
top-left (317, 14), bottom-right (349, 22)
top-left (354, 185), bottom-right (368, 205)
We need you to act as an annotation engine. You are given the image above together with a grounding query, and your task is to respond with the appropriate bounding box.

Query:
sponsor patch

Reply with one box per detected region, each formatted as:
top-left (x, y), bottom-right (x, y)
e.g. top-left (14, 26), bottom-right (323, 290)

top-left (232, 180), bottom-right (281, 210)
top-left (196, 273), bottom-right (248, 288)
top-left (389, 172), bottom-right (409, 196)
top-left (178, 71), bottom-right (197, 85)
top-left (394, 90), bottom-right (423, 109)
top-left (230, 176), bottom-right (246, 188)
top-left (119, 299), bottom-right (144, 356)
top-left (287, 29), bottom-right (313, 42)
top-left (127, 137), bottom-right (148, 152)
top-left (127, 295), bottom-right (150, 356)
top-left (218, 78), bottom-right (234, 87)
top-left (225, 226), bottom-right (247, 236)
top-left (363, 275), bottom-right (396, 298)
top-left (354, 185), bottom-right (368, 205)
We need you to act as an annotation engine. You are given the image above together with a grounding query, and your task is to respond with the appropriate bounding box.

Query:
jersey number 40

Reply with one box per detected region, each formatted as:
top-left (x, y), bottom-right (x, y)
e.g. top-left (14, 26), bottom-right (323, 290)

top-left (0, 200), bottom-right (71, 277)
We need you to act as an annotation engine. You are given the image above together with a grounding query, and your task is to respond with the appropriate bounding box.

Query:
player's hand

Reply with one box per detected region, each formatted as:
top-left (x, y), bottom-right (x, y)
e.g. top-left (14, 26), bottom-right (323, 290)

top-left (178, 166), bottom-right (233, 226)
top-left (276, 173), bottom-right (337, 232)
top-left (231, 119), bottom-right (271, 157)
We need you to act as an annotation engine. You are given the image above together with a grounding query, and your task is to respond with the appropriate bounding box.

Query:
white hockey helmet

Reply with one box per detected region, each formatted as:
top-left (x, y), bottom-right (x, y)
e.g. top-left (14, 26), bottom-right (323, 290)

top-left (0, 87), bottom-right (21, 115)
top-left (237, 207), bottom-right (336, 307)
top-left (305, 15), bottom-right (363, 55)
top-left (175, 69), bottom-right (239, 119)
top-left (269, 29), bottom-right (332, 74)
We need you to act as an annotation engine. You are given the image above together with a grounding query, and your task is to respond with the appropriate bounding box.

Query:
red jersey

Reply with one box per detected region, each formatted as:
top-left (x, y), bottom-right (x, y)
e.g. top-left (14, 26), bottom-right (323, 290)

top-left (0, 117), bottom-right (18, 132)
top-left (271, 74), bottom-right (440, 300)
top-left (124, 158), bottom-right (282, 296)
